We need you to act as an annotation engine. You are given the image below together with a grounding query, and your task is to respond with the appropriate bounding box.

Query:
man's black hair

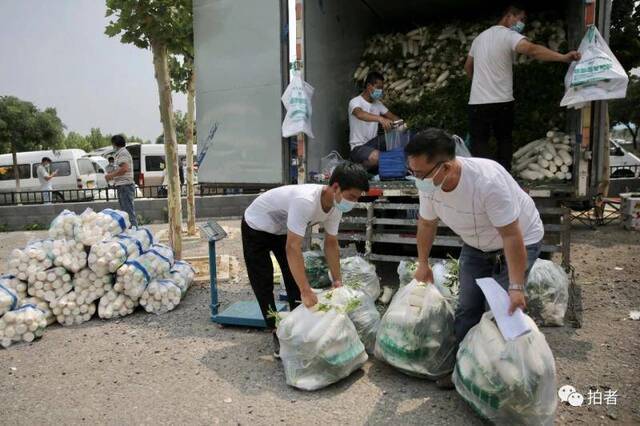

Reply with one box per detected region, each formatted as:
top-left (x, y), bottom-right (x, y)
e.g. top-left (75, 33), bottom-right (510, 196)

top-left (111, 134), bottom-right (127, 148)
top-left (404, 128), bottom-right (455, 161)
top-left (41, 157), bottom-right (51, 163)
top-left (108, 156), bottom-right (114, 162)
top-left (364, 71), bottom-right (384, 88)
top-left (329, 161), bottom-right (370, 192)
top-left (502, 4), bottom-right (526, 18)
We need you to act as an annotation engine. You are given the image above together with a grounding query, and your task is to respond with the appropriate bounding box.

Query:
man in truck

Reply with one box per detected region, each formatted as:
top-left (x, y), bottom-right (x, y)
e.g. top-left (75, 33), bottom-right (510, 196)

top-left (349, 71), bottom-right (402, 171)
top-left (241, 162), bottom-right (369, 358)
top-left (464, 4), bottom-right (581, 170)
top-left (405, 128), bottom-right (544, 388)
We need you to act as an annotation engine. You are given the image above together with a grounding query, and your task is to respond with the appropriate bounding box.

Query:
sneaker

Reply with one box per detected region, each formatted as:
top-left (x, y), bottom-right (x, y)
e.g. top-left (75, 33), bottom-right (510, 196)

top-left (272, 332), bottom-right (280, 359)
top-left (435, 374), bottom-right (455, 390)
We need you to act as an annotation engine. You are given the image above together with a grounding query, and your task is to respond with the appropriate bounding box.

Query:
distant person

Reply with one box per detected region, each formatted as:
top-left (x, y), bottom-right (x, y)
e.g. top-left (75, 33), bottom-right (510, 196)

top-left (36, 157), bottom-right (57, 204)
top-left (105, 157), bottom-right (117, 187)
top-left (105, 135), bottom-right (137, 227)
top-left (179, 158), bottom-right (186, 187)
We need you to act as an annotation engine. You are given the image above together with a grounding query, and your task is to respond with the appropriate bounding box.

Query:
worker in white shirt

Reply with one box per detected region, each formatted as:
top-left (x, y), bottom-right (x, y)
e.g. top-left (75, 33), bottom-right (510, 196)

top-left (36, 157), bottom-right (58, 204)
top-left (405, 128), bottom-right (544, 388)
top-left (242, 162), bottom-right (369, 358)
top-left (348, 71), bottom-right (402, 171)
top-left (465, 4), bottom-right (580, 170)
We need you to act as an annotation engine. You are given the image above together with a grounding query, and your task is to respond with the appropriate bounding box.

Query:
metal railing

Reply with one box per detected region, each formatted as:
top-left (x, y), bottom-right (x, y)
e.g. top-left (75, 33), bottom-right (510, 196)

top-left (0, 184), bottom-right (275, 206)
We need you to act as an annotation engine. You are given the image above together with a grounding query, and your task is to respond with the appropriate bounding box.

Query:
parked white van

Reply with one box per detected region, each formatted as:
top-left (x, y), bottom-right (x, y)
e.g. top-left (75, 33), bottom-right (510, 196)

top-left (0, 149), bottom-right (106, 203)
top-left (125, 144), bottom-right (198, 187)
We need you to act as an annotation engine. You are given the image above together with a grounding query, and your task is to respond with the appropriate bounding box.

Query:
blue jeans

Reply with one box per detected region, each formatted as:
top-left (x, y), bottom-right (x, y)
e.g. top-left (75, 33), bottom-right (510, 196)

top-left (116, 184), bottom-right (137, 227)
top-left (454, 241), bottom-right (542, 344)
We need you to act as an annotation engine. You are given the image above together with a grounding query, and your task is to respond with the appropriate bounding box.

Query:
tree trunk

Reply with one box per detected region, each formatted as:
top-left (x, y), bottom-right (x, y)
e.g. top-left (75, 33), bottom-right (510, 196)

top-left (597, 110), bottom-right (611, 198)
top-left (151, 39), bottom-right (182, 259)
top-left (11, 142), bottom-right (22, 205)
top-left (185, 61), bottom-right (197, 236)
top-left (626, 124), bottom-right (638, 150)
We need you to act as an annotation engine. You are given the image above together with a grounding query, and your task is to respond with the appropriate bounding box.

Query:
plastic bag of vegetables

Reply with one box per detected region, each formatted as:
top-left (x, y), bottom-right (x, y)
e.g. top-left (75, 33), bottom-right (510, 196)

top-left (277, 304), bottom-right (368, 391)
top-left (73, 268), bottom-right (114, 304)
top-left (8, 239), bottom-right (54, 280)
top-left (0, 282), bottom-right (19, 317)
top-left (340, 256), bottom-right (381, 300)
top-left (139, 279), bottom-right (182, 314)
top-left (303, 251), bottom-right (331, 289)
top-left (319, 286), bottom-right (380, 353)
top-left (75, 208), bottom-right (130, 246)
top-left (50, 291), bottom-right (97, 326)
top-left (23, 296), bottom-right (55, 325)
top-left (375, 279), bottom-right (456, 379)
top-left (98, 290), bottom-right (138, 319)
top-left (48, 209), bottom-right (81, 240)
top-left (397, 259), bottom-right (459, 300)
top-left (27, 266), bottom-right (73, 302)
top-left (165, 260), bottom-right (196, 297)
top-left (397, 260), bottom-right (417, 287)
top-left (0, 304), bottom-right (47, 348)
top-left (116, 244), bottom-right (174, 299)
top-left (453, 312), bottom-right (557, 425)
top-left (51, 239), bottom-right (87, 273)
top-left (0, 275), bottom-right (26, 305)
top-left (525, 259), bottom-right (569, 326)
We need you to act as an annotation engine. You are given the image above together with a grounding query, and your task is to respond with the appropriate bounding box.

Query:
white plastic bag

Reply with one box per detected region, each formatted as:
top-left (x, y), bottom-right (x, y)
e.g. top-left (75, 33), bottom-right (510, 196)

top-left (48, 209), bottom-right (81, 240)
top-left (166, 261), bottom-right (196, 298)
top-left (340, 256), bottom-right (381, 301)
top-left (560, 26), bottom-right (629, 109)
top-left (525, 259), bottom-right (569, 326)
top-left (0, 304), bottom-right (47, 348)
top-left (320, 151), bottom-right (343, 180)
top-left (0, 275), bottom-right (27, 305)
top-left (277, 304), bottom-right (368, 391)
top-left (281, 71), bottom-right (315, 138)
top-left (375, 279), bottom-right (456, 379)
top-left (0, 283), bottom-right (19, 317)
top-left (140, 279), bottom-right (182, 314)
top-left (453, 312), bottom-right (557, 425)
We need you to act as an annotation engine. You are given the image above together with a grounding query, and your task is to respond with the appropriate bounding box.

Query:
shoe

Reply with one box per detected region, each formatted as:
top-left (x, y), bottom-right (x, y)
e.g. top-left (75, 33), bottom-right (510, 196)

top-left (272, 332), bottom-right (280, 359)
top-left (435, 374), bottom-right (455, 390)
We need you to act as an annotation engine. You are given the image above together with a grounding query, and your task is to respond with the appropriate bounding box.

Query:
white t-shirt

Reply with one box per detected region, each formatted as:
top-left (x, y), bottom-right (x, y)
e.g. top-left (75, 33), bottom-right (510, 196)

top-left (244, 184), bottom-right (342, 237)
top-left (348, 95), bottom-right (388, 149)
top-left (419, 157), bottom-right (544, 252)
top-left (468, 26), bottom-right (526, 105)
top-left (36, 164), bottom-right (52, 190)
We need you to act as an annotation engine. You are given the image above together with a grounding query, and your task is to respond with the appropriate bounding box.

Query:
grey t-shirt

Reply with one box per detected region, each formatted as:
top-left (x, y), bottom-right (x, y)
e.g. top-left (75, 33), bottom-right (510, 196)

top-left (113, 147), bottom-right (134, 186)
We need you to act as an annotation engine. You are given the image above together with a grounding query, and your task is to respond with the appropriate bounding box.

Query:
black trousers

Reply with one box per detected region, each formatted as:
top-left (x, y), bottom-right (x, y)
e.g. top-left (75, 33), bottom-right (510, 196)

top-left (468, 101), bottom-right (515, 171)
top-left (241, 218), bottom-right (300, 330)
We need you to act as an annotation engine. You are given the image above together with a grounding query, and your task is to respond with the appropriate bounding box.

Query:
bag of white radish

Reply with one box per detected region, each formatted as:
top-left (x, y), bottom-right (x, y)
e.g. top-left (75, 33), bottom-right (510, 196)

top-left (319, 286), bottom-right (380, 354)
top-left (8, 239), bottom-right (54, 280)
top-left (115, 244), bottom-right (174, 299)
top-left (51, 239), bottom-right (87, 273)
top-left (73, 268), bottom-right (113, 303)
top-left (166, 260), bottom-right (196, 297)
top-left (513, 130), bottom-right (574, 182)
top-left (277, 304), bottom-right (368, 391)
top-left (0, 274), bottom-right (27, 303)
top-left (27, 266), bottom-right (73, 303)
top-left (339, 256), bottom-right (381, 300)
top-left (0, 282), bottom-right (19, 317)
top-left (375, 280), bottom-right (456, 379)
top-left (75, 208), bottom-right (130, 246)
top-left (23, 296), bottom-right (55, 325)
top-left (397, 260), bottom-right (417, 287)
top-left (453, 312), bottom-right (557, 425)
top-left (48, 209), bottom-right (81, 240)
top-left (303, 250), bottom-right (331, 289)
top-left (0, 304), bottom-right (47, 348)
top-left (98, 290), bottom-right (138, 319)
top-left (88, 230), bottom-right (151, 276)
top-left (50, 291), bottom-right (97, 326)
top-left (560, 26), bottom-right (628, 109)
top-left (525, 259), bottom-right (569, 326)
top-left (140, 279), bottom-right (182, 314)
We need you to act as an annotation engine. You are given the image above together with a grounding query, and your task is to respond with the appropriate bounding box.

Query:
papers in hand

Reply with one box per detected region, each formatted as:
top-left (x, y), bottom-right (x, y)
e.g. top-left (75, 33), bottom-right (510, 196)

top-left (476, 277), bottom-right (531, 341)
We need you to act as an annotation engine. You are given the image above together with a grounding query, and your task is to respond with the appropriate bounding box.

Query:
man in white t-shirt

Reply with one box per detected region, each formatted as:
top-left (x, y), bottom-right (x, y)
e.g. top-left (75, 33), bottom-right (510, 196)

top-left (465, 4), bottom-right (580, 170)
top-left (349, 71), bottom-right (401, 170)
top-left (242, 162), bottom-right (369, 357)
top-left (36, 157), bottom-right (58, 204)
top-left (405, 128), bottom-right (544, 388)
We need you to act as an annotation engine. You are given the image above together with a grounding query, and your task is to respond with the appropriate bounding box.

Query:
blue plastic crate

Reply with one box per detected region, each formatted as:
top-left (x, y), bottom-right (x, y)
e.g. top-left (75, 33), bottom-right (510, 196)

top-left (379, 148), bottom-right (407, 180)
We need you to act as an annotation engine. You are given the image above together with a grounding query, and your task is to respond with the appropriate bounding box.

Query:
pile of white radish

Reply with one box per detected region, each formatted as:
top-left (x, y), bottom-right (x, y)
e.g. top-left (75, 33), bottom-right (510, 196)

top-left (50, 291), bottom-right (96, 326)
top-left (8, 240), bottom-right (54, 280)
top-left (0, 283), bottom-right (19, 316)
top-left (116, 244), bottom-right (174, 300)
top-left (27, 266), bottom-right (73, 302)
top-left (51, 239), bottom-right (87, 273)
top-left (1, 274), bottom-right (27, 302)
top-left (354, 20), bottom-right (567, 105)
top-left (75, 208), bottom-right (130, 246)
top-left (165, 261), bottom-right (196, 298)
top-left (48, 209), bottom-right (81, 240)
top-left (98, 290), bottom-right (138, 319)
top-left (23, 296), bottom-right (55, 325)
top-left (0, 304), bottom-right (47, 348)
top-left (73, 268), bottom-right (113, 303)
top-left (513, 130), bottom-right (573, 181)
top-left (139, 279), bottom-right (182, 314)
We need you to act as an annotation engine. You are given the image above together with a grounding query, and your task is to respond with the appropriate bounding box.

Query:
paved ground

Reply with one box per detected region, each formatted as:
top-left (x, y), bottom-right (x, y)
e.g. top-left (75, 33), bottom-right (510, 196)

top-left (0, 220), bottom-right (638, 425)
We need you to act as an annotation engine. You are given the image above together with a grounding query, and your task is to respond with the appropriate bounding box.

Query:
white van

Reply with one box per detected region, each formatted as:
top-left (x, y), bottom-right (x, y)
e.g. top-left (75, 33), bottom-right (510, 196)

top-left (124, 144), bottom-right (198, 188)
top-left (0, 149), bottom-right (106, 203)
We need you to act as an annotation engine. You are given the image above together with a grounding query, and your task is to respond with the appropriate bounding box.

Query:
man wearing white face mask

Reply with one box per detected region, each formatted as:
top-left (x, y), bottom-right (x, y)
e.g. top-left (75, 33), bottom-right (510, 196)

top-left (405, 128), bottom-right (544, 388)
top-left (464, 4), bottom-right (581, 170)
top-left (349, 71), bottom-right (401, 171)
top-left (242, 162), bottom-right (369, 358)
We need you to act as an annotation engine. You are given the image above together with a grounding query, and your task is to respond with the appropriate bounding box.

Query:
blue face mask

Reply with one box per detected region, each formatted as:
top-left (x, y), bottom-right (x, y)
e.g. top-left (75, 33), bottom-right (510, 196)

top-left (334, 193), bottom-right (355, 213)
top-left (411, 164), bottom-right (446, 195)
top-left (511, 21), bottom-right (525, 34)
top-left (371, 88), bottom-right (383, 100)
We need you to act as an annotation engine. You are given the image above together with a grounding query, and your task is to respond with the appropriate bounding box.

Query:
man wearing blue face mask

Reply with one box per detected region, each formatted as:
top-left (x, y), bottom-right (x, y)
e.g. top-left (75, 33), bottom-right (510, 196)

top-left (405, 128), bottom-right (544, 388)
top-left (349, 71), bottom-right (402, 171)
top-left (464, 4), bottom-right (581, 171)
top-left (241, 162), bottom-right (369, 358)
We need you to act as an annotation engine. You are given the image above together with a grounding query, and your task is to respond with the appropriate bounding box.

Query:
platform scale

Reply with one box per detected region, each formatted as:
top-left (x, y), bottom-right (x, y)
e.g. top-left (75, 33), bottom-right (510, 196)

top-left (199, 220), bottom-right (287, 328)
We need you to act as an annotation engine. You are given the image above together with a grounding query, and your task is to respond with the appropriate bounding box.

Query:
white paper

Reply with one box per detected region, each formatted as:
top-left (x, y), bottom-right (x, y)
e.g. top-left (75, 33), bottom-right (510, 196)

top-left (476, 277), bottom-right (531, 341)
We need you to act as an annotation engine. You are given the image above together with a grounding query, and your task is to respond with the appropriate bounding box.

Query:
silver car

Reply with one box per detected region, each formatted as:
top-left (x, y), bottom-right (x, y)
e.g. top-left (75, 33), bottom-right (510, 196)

top-left (610, 140), bottom-right (640, 178)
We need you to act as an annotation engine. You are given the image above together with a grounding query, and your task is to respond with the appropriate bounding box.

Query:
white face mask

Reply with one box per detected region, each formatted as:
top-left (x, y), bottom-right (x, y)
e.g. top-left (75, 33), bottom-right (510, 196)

top-left (334, 192), bottom-right (355, 213)
top-left (412, 164), bottom-right (447, 195)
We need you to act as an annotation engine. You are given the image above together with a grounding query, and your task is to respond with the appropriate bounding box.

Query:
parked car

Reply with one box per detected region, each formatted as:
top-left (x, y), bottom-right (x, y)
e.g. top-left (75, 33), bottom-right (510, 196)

top-left (610, 140), bottom-right (640, 178)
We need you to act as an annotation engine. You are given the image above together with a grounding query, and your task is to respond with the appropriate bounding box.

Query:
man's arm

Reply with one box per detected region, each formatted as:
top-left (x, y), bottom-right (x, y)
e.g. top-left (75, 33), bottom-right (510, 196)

top-left (382, 111), bottom-right (400, 122)
top-left (106, 161), bottom-right (130, 179)
top-left (286, 231), bottom-right (318, 307)
top-left (414, 217), bottom-right (439, 283)
top-left (496, 220), bottom-right (527, 314)
top-left (352, 107), bottom-right (393, 131)
top-left (515, 39), bottom-right (581, 63)
top-left (464, 55), bottom-right (474, 78)
top-left (323, 234), bottom-right (342, 287)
